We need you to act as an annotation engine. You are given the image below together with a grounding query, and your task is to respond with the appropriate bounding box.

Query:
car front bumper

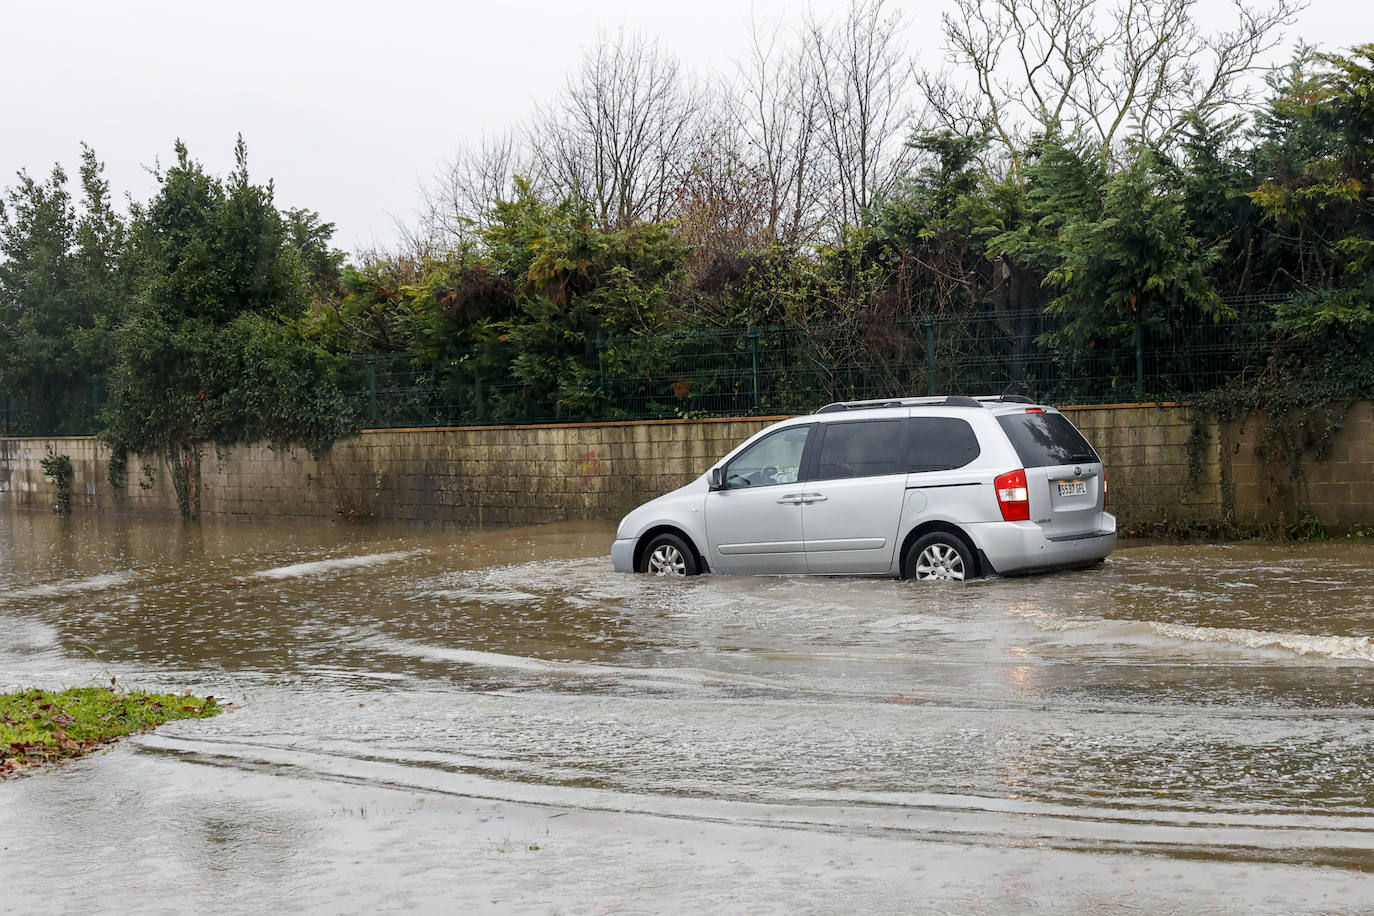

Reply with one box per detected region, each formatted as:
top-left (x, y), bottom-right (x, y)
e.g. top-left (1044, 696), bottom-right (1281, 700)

top-left (970, 514), bottom-right (1117, 575)
top-left (611, 538), bottom-right (636, 573)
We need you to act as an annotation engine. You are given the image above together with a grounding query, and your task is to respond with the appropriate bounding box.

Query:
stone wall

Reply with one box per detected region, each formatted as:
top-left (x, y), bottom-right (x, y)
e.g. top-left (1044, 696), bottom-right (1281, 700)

top-left (1063, 405), bottom-right (1223, 535)
top-left (1223, 401), bottom-right (1374, 532)
top-left (3, 403), bottom-right (1372, 533)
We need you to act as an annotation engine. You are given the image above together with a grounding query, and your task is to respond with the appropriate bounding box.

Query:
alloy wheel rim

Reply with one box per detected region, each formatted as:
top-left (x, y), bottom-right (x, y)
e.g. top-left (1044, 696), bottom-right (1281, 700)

top-left (648, 545), bottom-right (687, 576)
top-left (915, 544), bottom-right (965, 581)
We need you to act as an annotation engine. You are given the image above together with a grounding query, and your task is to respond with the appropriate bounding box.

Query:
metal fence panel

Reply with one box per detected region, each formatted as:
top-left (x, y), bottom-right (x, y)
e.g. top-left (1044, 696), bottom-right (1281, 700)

top-left (3, 299), bottom-right (1295, 435)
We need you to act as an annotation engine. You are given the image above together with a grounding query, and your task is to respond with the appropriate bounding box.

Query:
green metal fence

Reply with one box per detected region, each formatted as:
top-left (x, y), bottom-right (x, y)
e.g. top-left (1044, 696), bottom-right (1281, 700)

top-left (1, 299), bottom-right (1293, 437)
top-left (1, 376), bottom-right (105, 438)
top-left (342, 302), bottom-right (1287, 428)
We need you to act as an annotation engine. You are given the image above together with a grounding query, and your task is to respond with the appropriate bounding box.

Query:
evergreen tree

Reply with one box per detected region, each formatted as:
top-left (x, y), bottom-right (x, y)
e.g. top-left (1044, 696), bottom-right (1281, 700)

top-left (103, 139), bottom-right (350, 518)
top-left (0, 146), bottom-right (126, 434)
top-left (1250, 45), bottom-right (1374, 347)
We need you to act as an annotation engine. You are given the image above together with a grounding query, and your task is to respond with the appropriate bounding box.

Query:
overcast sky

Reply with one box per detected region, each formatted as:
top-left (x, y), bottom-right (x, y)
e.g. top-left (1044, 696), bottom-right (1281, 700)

top-left (1, 0), bottom-right (1354, 256)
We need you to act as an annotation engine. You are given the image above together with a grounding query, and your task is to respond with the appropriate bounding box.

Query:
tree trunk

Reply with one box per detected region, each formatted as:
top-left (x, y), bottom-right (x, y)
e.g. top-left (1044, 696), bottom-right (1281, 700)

top-left (167, 444), bottom-right (202, 520)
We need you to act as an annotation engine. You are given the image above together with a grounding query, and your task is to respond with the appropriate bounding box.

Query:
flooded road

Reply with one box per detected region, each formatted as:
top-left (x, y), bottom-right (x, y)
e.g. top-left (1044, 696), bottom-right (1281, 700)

top-left (3, 510), bottom-right (1374, 913)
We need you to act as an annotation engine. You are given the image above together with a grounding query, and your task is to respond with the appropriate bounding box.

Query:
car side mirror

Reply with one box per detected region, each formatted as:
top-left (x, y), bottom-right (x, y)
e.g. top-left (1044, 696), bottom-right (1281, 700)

top-left (708, 467), bottom-right (725, 491)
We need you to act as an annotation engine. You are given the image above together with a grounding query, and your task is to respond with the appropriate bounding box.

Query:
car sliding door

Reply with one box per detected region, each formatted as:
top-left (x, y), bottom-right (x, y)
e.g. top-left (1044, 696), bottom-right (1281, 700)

top-left (800, 419), bottom-right (907, 574)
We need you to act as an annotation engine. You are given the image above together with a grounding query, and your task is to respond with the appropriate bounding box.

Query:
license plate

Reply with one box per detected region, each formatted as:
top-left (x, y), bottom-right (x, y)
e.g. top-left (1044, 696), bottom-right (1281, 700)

top-left (1056, 479), bottom-right (1088, 497)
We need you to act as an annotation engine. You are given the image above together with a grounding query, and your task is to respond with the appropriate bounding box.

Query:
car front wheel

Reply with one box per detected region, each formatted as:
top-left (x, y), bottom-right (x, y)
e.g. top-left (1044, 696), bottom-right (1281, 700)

top-left (904, 532), bottom-right (974, 582)
top-left (639, 533), bottom-right (701, 577)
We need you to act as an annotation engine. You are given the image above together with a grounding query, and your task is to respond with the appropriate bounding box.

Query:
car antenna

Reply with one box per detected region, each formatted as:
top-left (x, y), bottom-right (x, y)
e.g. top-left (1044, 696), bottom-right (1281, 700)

top-left (998, 379), bottom-right (1031, 402)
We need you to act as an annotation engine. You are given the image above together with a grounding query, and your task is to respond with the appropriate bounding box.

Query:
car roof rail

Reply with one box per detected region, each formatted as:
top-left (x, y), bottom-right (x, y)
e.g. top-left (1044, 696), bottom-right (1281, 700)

top-left (815, 395), bottom-right (984, 413)
top-left (972, 395), bottom-right (1037, 405)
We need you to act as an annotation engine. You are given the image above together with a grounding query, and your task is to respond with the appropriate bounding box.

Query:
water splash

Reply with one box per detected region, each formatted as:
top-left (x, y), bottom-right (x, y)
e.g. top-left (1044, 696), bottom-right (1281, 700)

top-left (250, 550), bottom-right (421, 580)
top-left (2, 571), bottom-right (136, 599)
top-left (1034, 615), bottom-right (1374, 663)
top-left (1151, 621), bottom-right (1374, 662)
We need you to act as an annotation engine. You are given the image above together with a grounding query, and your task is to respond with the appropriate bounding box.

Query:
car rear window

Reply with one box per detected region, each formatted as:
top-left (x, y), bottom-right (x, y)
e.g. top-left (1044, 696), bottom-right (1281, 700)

top-left (996, 412), bottom-right (1099, 468)
top-left (908, 417), bottom-right (980, 471)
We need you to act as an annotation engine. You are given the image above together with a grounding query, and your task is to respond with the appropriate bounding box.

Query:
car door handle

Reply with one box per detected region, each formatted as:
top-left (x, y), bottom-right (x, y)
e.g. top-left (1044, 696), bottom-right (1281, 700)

top-left (777, 493), bottom-right (826, 505)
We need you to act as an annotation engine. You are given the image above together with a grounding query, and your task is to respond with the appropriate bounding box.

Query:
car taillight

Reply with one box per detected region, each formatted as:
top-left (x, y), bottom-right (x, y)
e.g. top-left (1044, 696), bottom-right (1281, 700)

top-left (995, 469), bottom-right (1030, 521)
top-left (1102, 469), bottom-right (1108, 509)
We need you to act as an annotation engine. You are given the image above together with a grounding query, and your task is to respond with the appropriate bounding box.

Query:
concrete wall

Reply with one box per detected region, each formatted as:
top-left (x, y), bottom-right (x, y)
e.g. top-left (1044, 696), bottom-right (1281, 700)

top-left (3, 403), bottom-right (1372, 534)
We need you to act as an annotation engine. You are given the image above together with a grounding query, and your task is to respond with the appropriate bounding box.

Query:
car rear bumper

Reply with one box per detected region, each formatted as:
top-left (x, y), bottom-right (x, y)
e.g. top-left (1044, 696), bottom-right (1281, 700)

top-left (611, 538), bottom-right (636, 573)
top-left (969, 514), bottom-right (1117, 575)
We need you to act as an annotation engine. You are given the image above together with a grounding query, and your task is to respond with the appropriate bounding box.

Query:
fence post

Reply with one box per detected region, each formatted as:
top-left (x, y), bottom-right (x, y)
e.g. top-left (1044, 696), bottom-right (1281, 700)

top-left (366, 355), bottom-right (378, 427)
top-left (596, 333), bottom-right (607, 416)
top-left (749, 325), bottom-right (761, 413)
top-left (924, 316), bottom-right (936, 396)
top-left (440, 348), bottom-right (454, 427)
top-left (473, 358), bottom-right (485, 423)
top-left (1134, 312), bottom-right (1144, 398)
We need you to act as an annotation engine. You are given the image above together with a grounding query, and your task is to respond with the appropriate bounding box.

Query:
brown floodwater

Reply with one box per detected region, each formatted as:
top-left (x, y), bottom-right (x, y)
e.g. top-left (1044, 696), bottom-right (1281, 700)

top-left (3, 510), bottom-right (1374, 913)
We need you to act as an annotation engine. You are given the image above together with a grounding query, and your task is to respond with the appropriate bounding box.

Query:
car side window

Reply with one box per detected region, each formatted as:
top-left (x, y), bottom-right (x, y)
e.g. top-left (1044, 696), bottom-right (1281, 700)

top-left (908, 417), bottom-right (981, 471)
top-left (815, 419), bottom-right (904, 480)
top-left (724, 426), bottom-right (810, 488)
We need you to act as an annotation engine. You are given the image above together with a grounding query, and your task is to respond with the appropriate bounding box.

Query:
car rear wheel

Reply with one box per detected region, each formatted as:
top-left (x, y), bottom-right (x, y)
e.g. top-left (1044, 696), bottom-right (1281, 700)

top-left (639, 533), bottom-right (700, 577)
top-left (904, 532), bottom-right (974, 582)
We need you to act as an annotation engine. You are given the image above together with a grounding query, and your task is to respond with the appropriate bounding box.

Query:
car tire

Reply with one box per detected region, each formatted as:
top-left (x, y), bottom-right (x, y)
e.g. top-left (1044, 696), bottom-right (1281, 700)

top-left (639, 533), bottom-right (701, 577)
top-left (903, 531), bottom-right (975, 582)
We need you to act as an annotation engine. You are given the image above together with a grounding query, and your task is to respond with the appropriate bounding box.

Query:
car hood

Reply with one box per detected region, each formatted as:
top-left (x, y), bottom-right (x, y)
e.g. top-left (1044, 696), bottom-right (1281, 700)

top-left (615, 474), bottom-right (710, 539)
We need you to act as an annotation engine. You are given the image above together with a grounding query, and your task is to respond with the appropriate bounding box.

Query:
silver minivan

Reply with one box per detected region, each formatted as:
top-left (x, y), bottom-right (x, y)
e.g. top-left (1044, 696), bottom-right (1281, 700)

top-left (610, 395), bottom-right (1116, 580)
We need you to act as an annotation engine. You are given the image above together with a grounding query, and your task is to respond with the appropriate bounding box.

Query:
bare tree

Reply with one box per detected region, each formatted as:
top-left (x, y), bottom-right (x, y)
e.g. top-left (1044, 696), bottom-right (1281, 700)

top-left (936, 0), bottom-right (1304, 166)
top-left (731, 12), bottom-right (825, 245)
top-left (531, 29), bottom-right (700, 229)
top-left (805, 0), bottom-right (925, 231)
top-left (419, 130), bottom-right (527, 249)
top-left (672, 101), bottom-right (775, 254)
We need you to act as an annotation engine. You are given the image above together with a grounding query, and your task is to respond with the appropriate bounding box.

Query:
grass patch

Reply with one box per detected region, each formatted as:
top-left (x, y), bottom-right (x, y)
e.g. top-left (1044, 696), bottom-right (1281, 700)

top-left (1, 687), bottom-right (222, 779)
